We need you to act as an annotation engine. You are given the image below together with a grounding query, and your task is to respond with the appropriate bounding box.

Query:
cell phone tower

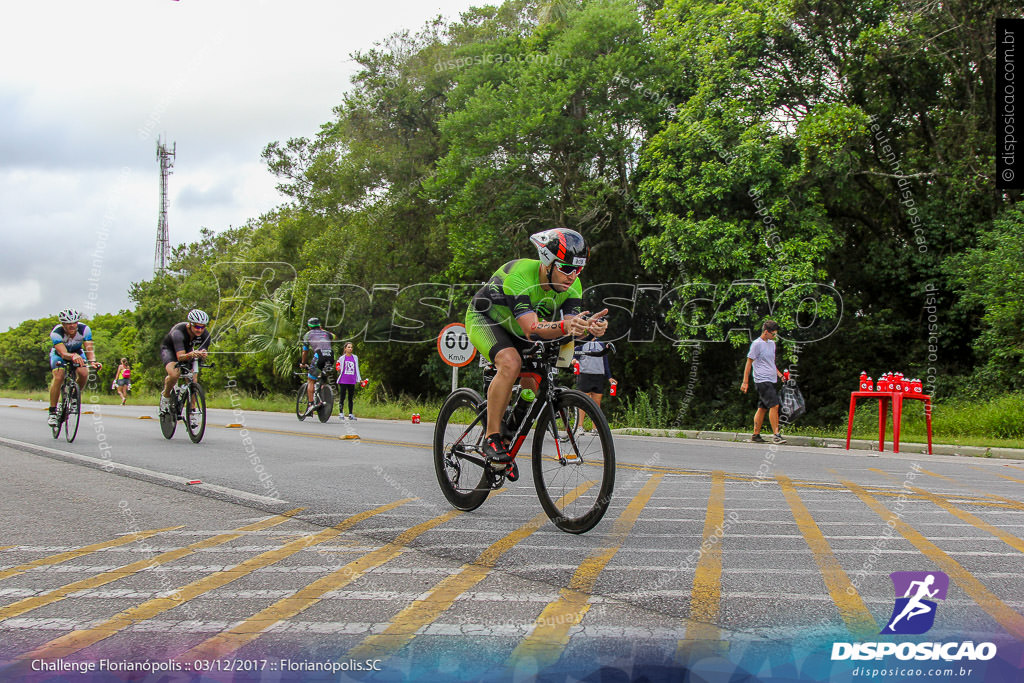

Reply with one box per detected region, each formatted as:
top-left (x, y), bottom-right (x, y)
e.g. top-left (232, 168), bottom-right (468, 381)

top-left (154, 137), bottom-right (176, 274)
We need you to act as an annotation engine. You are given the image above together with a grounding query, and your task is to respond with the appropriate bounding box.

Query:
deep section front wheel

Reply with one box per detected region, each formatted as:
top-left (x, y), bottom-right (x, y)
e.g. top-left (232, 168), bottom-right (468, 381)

top-left (433, 388), bottom-right (490, 511)
top-left (64, 381), bottom-right (81, 443)
top-left (184, 383), bottom-right (207, 443)
top-left (532, 389), bottom-right (615, 534)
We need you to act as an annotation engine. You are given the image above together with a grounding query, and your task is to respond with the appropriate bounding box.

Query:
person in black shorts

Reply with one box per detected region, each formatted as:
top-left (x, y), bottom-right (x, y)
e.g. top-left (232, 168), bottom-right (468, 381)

top-left (160, 309), bottom-right (211, 415)
top-left (740, 320), bottom-right (786, 444)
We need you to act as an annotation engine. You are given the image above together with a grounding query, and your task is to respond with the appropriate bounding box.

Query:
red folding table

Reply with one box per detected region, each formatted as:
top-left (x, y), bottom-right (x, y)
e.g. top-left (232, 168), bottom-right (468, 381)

top-left (846, 391), bottom-right (933, 454)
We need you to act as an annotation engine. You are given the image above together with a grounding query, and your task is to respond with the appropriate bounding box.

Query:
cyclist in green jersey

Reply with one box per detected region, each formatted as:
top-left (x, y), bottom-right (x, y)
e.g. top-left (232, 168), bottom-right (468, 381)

top-left (466, 229), bottom-right (609, 467)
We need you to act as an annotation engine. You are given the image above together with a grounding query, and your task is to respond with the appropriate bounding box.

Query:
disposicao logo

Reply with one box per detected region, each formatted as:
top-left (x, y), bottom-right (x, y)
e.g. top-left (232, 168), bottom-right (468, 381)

top-left (881, 571), bottom-right (949, 635)
top-left (831, 570), bottom-right (997, 663)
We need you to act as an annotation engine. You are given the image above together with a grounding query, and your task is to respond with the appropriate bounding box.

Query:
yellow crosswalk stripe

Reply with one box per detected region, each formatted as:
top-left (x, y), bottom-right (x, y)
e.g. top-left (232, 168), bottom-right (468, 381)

top-left (910, 487), bottom-right (1024, 554)
top-left (0, 509), bottom-right (304, 622)
top-left (347, 482), bottom-right (594, 663)
top-left (176, 507), bottom-right (465, 661)
top-left (0, 526), bottom-right (181, 582)
top-left (844, 481), bottom-right (1024, 641)
top-left (507, 474), bottom-right (663, 672)
top-left (16, 498), bottom-right (413, 661)
top-left (777, 473), bottom-right (877, 637)
top-left (677, 470), bottom-right (726, 660)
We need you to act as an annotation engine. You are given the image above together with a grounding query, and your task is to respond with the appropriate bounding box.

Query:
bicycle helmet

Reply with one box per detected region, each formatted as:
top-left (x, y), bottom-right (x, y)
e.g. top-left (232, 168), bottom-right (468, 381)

top-left (187, 309), bottom-right (210, 325)
top-left (530, 229), bottom-right (589, 268)
top-left (307, 317), bottom-right (321, 328)
top-left (58, 308), bottom-right (82, 323)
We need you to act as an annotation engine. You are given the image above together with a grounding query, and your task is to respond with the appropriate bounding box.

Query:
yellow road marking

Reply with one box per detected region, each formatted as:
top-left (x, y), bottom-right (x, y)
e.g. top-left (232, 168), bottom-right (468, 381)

top-left (0, 546), bottom-right (15, 551)
top-left (0, 509), bottom-right (304, 622)
top-left (868, 467), bottom-right (898, 481)
top-left (871, 469), bottom-right (1024, 511)
top-left (17, 498), bottom-right (413, 661)
top-left (910, 487), bottom-right (1024, 554)
top-left (916, 468), bottom-right (960, 484)
top-left (995, 473), bottom-right (1024, 485)
top-left (677, 470), bottom-right (726, 659)
top-left (843, 481), bottom-right (1024, 641)
top-left (347, 482), bottom-right (595, 663)
top-left (0, 526), bottom-right (180, 582)
top-left (507, 474), bottom-right (663, 672)
top-left (177, 507), bottom-right (465, 661)
top-left (777, 474), bottom-right (877, 637)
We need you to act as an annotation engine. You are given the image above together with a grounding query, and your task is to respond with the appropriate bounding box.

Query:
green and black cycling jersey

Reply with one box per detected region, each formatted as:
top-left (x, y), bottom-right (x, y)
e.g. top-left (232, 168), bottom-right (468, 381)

top-left (466, 258), bottom-right (583, 361)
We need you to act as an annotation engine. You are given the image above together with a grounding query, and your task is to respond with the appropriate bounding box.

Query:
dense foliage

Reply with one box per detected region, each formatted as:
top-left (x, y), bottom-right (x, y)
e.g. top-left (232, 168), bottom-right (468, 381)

top-left (4, 0), bottom-right (1020, 430)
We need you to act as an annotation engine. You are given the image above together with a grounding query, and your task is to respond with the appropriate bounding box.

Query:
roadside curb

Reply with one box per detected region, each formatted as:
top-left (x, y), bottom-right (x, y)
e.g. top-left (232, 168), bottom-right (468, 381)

top-left (610, 428), bottom-right (1024, 460)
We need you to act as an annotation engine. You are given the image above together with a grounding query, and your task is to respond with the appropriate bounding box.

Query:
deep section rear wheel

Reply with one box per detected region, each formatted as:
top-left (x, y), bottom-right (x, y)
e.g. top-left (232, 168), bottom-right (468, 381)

top-left (433, 388), bottom-right (490, 511)
top-left (532, 389), bottom-right (615, 533)
top-left (160, 393), bottom-right (178, 439)
top-left (184, 383), bottom-right (207, 443)
top-left (316, 384), bottom-right (334, 423)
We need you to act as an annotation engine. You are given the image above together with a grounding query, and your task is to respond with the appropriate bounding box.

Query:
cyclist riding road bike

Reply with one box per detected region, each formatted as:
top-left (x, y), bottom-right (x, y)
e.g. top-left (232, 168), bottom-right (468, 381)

top-left (160, 309), bottom-right (211, 415)
top-left (299, 316), bottom-right (334, 413)
top-left (47, 308), bottom-right (102, 427)
top-left (465, 229), bottom-right (608, 469)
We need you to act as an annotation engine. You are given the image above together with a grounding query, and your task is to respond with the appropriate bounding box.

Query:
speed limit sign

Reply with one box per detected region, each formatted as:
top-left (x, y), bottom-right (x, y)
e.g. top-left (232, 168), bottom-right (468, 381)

top-left (437, 323), bottom-right (477, 367)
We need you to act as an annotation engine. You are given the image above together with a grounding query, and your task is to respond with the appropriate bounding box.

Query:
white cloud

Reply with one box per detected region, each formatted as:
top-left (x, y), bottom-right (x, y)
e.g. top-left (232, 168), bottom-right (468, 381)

top-left (0, 0), bottom-right (482, 331)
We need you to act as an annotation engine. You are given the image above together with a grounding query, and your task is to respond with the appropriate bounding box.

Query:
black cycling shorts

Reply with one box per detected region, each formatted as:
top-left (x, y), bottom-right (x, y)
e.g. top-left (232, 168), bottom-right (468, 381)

top-left (307, 351), bottom-right (334, 380)
top-left (466, 310), bottom-right (534, 363)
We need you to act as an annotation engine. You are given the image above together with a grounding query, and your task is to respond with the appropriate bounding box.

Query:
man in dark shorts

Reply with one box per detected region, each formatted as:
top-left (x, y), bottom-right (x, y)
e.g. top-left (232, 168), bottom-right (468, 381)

top-left (465, 228), bottom-right (608, 468)
top-left (740, 320), bottom-right (786, 444)
top-left (160, 309), bottom-right (211, 415)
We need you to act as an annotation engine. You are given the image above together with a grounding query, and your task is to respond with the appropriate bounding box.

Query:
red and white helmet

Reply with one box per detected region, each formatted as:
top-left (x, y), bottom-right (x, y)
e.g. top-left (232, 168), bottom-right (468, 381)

top-left (529, 229), bottom-right (589, 268)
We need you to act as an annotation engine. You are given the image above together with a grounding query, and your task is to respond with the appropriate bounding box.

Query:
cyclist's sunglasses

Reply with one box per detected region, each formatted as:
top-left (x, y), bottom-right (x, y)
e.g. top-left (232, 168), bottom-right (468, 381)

top-left (555, 262), bottom-right (584, 276)
top-left (190, 323), bottom-right (206, 331)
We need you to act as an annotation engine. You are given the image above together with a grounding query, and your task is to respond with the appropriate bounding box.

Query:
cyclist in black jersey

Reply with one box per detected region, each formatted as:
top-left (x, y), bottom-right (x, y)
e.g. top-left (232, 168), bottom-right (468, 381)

top-left (466, 229), bottom-right (608, 467)
top-left (159, 309), bottom-right (211, 415)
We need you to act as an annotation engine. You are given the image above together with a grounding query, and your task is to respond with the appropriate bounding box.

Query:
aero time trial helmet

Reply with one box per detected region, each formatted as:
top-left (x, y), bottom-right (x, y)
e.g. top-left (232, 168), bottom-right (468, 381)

top-left (58, 308), bottom-right (82, 323)
top-left (187, 309), bottom-right (210, 325)
top-left (529, 229), bottom-right (589, 268)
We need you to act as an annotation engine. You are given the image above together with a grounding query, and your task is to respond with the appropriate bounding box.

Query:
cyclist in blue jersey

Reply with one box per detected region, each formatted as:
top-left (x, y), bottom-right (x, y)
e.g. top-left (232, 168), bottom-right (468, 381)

top-left (299, 317), bottom-right (335, 412)
top-left (48, 308), bottom-right (102, 427)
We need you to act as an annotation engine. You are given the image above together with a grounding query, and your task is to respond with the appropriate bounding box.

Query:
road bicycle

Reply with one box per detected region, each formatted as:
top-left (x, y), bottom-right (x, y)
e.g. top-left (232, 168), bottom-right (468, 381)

top-left (295, 363), bottom-right (334, 423)
top-left (160, 360), bottom-right (212, 443)
top-left (51, 359), bottom-right (95, 443)
top-left (433, 339), bottom-right (615, 534)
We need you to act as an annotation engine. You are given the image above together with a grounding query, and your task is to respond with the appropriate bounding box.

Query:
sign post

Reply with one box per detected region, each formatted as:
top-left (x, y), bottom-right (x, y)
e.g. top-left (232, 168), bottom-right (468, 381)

top-left (437, 323), bottom-right (477, 392)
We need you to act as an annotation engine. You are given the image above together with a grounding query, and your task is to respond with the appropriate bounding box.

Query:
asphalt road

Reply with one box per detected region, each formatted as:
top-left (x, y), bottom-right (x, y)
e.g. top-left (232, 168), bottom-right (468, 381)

top-left (1, 398), bottom-right (1022, 681)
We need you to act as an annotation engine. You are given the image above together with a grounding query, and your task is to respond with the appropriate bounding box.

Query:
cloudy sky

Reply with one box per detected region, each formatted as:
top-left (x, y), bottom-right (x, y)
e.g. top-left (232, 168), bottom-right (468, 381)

top-left (0, 0), bottom-right (483, 331)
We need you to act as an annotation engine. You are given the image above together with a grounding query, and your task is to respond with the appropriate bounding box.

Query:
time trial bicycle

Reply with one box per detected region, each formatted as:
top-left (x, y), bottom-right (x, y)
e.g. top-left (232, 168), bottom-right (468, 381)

top-left (160, 360), bottom-right (212, 443)
top-left (433, 339), bottom-right (615, 534)
top-left (295, 364), bottom-right (334, 423)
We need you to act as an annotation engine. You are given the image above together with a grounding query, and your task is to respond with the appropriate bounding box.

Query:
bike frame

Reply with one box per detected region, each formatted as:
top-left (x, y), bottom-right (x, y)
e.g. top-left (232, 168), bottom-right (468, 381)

top-left (453, 348), bottom-right (582, 471)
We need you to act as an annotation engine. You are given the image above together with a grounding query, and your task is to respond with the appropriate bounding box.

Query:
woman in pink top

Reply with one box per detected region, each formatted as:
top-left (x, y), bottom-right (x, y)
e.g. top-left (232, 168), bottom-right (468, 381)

top-left (335, 342), bottom-right (361, 420)
top-left (115, 358), bottom-right (131, 405)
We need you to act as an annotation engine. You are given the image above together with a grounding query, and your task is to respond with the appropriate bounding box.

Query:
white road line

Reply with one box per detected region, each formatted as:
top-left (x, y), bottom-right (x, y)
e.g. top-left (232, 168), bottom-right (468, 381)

top-left (0, 436), bottom-right (286, 506)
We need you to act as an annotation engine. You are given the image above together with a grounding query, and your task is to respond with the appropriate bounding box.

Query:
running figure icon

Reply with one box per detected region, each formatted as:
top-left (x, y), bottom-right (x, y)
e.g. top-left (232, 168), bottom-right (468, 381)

top-left (881, 571), bottom-right (949, 635)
